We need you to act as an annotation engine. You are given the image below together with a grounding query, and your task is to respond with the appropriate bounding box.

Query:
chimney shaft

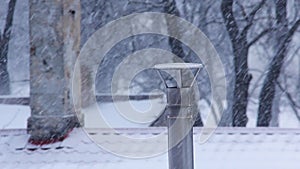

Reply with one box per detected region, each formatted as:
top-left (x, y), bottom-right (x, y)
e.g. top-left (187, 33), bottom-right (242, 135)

top-left (155, 63), bottom-right (202, 169)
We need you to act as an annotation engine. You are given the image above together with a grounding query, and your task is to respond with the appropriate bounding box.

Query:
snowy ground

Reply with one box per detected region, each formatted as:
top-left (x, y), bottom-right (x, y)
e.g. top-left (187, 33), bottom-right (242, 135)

top-left (84, 98), bottom-right (166, 128)
top-left (1, 97), bottom-right (300, 129)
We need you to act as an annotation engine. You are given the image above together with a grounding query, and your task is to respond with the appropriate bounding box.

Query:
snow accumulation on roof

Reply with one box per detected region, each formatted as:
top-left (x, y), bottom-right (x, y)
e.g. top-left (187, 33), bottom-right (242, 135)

top-left (1, 127), bottom-right (300, 169)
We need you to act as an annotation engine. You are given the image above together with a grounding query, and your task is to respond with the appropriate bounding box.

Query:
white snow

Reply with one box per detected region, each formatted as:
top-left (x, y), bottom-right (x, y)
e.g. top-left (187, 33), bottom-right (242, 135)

top-left (0, 104), bottom-right (30, 129)
top-left (84, 98), bottom-right (166, 128)
top-left (1, 97), bottom-right (299, 129)
top-left (279, 106), bottom-right (300, 128)
top-left (2, 128), bottom-right (300, 169)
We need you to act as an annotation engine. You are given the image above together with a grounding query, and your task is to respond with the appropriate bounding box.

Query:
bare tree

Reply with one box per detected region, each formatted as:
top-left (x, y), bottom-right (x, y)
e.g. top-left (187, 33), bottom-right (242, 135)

top-left (257, 0), bottom-right (300, 126)
top-left (0, 0), bottom-right (17, 95)
top-left (221, 0), bottom-right (272, 126)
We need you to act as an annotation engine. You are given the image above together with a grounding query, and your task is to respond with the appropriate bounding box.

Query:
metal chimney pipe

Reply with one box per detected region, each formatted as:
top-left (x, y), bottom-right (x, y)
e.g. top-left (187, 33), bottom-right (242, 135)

top-left (154, 63), bottom-right (202, 169)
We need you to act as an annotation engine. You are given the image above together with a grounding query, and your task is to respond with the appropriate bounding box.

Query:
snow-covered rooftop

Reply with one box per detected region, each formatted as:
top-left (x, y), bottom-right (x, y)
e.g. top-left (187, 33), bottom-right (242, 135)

top-left (1, 127), bottom-right (300, 169)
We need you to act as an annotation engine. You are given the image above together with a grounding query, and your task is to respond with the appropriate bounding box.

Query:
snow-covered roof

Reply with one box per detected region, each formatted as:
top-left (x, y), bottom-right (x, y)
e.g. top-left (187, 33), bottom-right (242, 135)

top-left (1, 127), bottom-right (300, 169)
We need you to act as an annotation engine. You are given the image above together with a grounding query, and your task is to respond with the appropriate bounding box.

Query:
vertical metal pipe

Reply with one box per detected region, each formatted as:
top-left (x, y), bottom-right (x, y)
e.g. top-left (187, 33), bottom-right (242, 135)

top-left (168, 111), bottom-right (194, 169)
top-left (166, 88), bottom-right (194, 169)
top-left (154, 63), bottom-right (202, 169)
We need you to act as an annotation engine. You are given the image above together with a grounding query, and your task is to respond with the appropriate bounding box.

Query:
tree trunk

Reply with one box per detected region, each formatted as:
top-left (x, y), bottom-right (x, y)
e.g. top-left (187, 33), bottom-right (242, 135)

top-left (27, 0), bottom-right (82, 143)
top-left (232, 39), bottom-right (252, 126)
top-left (270, 85), bottom-right (280, 127)
top-left (0, 0), bottom-right (17, 95)
top-left (257, 48), bottom-right (287, 126)
top-left (221, 0), bottom-right (253, 126)
top-left (257, 0), bottom-right (300, 126)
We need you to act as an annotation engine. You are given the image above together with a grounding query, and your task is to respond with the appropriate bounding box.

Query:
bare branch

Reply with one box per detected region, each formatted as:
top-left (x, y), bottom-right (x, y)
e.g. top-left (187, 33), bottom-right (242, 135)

top-left (207, 16), bottom-right (275, 26)
top-left (205, 20), bottom-right (224, 26)
top-left (283, 46), bottom-right (300, 69)
top-left (248, 28), bottom-right (276, 47)
top-left (236, 1), bottom-right (249, 22)
top-left (248, 0), bottom-right (266, 22)
top-left (240, 0), bottom-right (266, 37)
top-left (221, 0), bottom-right (239, 40)
top-left (272, 19), bottom-right (300, 60)
top-left (275, 80), bottom-right (300, 122)
top-left (281, 19), bottom-right (300, 48)
top-left (276, 80), bottom-right (300, 109)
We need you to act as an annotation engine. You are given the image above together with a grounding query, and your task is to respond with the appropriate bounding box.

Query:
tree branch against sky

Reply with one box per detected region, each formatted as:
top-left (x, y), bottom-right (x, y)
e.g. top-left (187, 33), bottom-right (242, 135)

top-left (257, 0), bottom-right (300, 126)
top-left (221, 0), bottom-right (268, 126)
